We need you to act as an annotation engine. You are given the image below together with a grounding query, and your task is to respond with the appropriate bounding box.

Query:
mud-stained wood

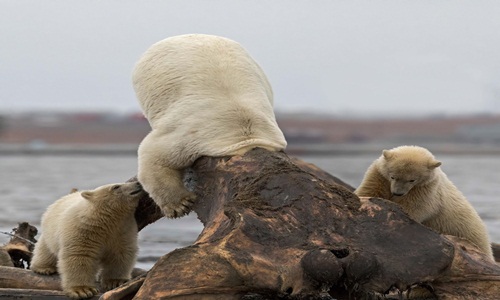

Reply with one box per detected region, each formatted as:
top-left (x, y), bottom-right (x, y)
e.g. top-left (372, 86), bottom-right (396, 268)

top-left (2, 149), bottom-right (499, 299)
top-left (432, 236), bottom-right (500, 299)
top-left (289, 157), bottom-right (355, 192)
top-left (100, 273), bottom-right (148, 300)
top-left (1, 222), bottom-right (37, 268)
top-left (130, 156), bottom-right (355, 232)
top-left (0, 266), bottom-right (61, 291)
top-left (0, 288), bottom-right (99, 300)
top-left (492, 242), bottom-right (500, 262)
top-left (0, 266), bottom-right (146, 291)
top-left (128, 176), bottom-right (164, 231)
top-left (125, 148), bottom-right (500, 299)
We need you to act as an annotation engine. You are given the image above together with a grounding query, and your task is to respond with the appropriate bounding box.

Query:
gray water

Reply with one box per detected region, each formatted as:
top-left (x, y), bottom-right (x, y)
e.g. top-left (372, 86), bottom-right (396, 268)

top-left (1, 153), bottom-right (499, 269)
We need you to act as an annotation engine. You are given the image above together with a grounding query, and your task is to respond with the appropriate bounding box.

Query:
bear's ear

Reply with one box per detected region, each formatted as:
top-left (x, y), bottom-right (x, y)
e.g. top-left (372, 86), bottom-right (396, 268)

top-left (81, 191), bottom-right (94, 201)
top-left (382, 149), bottom-right (393, 160)
top-left (428, 160), bottom-right (442, 169)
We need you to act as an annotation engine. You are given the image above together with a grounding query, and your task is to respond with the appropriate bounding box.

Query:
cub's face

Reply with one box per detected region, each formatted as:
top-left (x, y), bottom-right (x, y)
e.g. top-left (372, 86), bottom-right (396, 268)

top-left (385, 165), bottom-right (425, 197)
top-left (81, 182), bottom-right (145, 210)
top-left (380, 148), bottom-right (441, 197)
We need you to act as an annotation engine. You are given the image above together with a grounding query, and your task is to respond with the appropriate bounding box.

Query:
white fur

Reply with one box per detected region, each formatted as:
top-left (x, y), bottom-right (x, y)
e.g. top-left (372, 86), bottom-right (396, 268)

top-left (133, 34), bottom-right (287, 218)
top-left (355, 145), bottom-right (494, 260)
top-left (31, 182), bottom-right (142, 299)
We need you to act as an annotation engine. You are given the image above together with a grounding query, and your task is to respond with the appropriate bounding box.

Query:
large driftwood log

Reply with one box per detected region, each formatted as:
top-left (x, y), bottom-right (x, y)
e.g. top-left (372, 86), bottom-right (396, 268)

top-left (1, 150), bottom-right (499, 299)
top-left (131, 156), bottom-right (355, 231)
top-left (0, 267), bottom-right (147, 289)
top-left (106, 148), bottom-right (500, 299)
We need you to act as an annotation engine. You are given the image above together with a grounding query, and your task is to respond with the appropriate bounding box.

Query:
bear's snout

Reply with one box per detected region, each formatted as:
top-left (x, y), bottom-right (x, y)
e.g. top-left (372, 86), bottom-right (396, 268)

top-left (128, 182), bottom-right (144, 196)
top-left (392, 192), bottom-right (406, 197)
top-left (130, 189), bottom-right (142, 195)
top-left (130, 187), bottom-right (143, 196)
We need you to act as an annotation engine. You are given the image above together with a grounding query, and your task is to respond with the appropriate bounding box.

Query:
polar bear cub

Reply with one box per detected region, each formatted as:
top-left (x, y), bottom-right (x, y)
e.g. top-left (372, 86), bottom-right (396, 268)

top-left (355, 145), bottom-right (493, 260)
top-left (133, 34), bottom-right (287, 218)
top-left (31, 182), bottom-right (143, 299)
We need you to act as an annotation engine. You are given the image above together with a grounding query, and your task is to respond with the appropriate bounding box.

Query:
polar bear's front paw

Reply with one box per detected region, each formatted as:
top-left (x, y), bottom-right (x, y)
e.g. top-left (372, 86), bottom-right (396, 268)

top-left (162, 192), bottom-right (196, 218)
top-left (101, 278), bottom-right (128, 291)
top-left (65, 285), bottom-right (99, 299)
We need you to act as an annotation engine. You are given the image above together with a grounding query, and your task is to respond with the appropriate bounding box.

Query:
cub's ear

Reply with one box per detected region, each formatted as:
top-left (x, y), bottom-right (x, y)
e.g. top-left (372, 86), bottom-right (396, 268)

top-left (428, 160), bottom-right (442, 169)
top-left (81, 191), bottom-right (94, 201)
top-left (382, 149), bottom-right (393, 160)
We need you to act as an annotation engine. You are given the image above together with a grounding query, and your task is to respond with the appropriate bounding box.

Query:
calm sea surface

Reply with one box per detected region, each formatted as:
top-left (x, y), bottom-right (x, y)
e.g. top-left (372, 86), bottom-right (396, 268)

top-left (1, 153), bottom-right (499, 269)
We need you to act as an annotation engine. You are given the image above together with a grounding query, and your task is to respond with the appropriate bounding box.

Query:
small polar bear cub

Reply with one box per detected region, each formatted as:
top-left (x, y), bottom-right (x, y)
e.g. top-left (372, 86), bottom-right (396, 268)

top-left (31, 182), bottom-right (143, 299)
top-left (133, 34), bottom-right (287, 218)
top-left (355, 145), bottom-right (493, 260)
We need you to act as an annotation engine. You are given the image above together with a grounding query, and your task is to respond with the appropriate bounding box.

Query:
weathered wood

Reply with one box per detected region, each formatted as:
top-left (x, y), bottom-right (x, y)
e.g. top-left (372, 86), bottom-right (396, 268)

top-left (123, 148), bottom-right (500, 299)
top-left (493, 242), bottom-right (500, 261)
top-left (432, 237), bottom-right (500, 299)
top-left (0, 250), bottom-right (12, 267)
top-left (0, 288), bottom-right (98, 300)
top-left (2, 149), bottom-right (499, 299)
top-left (1, 222), bottom-right (37, 268)
top-left (131, 156), bottom-right (355, 231)
top-left (129, 176), bottom-right (164, 231)
top-left (0, 266), bottom-right (61, 291)
top-left (0, 266), bottom-right (146, 290)
top-left (100, 273), bottom-right (148, 300)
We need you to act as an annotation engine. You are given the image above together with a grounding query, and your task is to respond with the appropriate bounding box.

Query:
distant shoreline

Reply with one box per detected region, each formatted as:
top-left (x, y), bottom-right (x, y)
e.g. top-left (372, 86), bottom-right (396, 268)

top-left (2, 143), bottom-right (500, 156)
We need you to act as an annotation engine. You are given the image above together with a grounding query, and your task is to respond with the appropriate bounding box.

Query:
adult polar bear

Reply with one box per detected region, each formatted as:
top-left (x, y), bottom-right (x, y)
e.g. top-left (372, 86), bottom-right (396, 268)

top-left (133, 34), bottom-right (287, 218)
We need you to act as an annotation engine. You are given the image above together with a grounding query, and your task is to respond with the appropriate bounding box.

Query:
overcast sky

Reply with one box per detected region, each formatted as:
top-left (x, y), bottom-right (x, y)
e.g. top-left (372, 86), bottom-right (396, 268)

top-left (2, 1), bottom-right (500, 116)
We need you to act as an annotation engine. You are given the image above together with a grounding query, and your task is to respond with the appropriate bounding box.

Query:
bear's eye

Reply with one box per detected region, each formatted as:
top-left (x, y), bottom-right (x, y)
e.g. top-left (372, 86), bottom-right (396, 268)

top-left (112, 185), bottom-right (120, 191)
top-left (409, 179), bottom-right (416, 183)
top-left (390, 176), bottom-right (395, 180)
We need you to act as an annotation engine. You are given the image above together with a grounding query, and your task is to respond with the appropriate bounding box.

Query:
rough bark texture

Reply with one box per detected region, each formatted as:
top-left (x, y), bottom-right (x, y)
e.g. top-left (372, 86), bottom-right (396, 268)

top-left (0, 266), bottom-right (63, 291)
top-left (0, 289), bottom-right (87, 300)
top-left (119, 148), bottom-right (500, 299)
top-left (1, 149), bottom-right (499, 299)
top-left (130, 156), bottom-right (355, 232)
top-left (493, 243), bottom-right (500, 260)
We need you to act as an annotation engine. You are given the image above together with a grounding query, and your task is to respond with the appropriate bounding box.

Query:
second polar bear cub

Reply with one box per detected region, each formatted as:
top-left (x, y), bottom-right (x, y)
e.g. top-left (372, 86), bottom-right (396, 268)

top-left (133, 34), bottom-right (287, 218)
top-left (355, 145), bottom-right (493, 260)
top-left (30, 182), bottom-right (143, 299)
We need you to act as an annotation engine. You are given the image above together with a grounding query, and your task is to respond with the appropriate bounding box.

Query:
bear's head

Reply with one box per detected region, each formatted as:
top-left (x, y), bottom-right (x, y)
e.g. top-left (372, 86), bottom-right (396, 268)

top-left (81, 182), bottom-right (144, 213)
top-left (379, 145), bottom-right (441, 197)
